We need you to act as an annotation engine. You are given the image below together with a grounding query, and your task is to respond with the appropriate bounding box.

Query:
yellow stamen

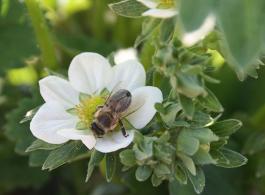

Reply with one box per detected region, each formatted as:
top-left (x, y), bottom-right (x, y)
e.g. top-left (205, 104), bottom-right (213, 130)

top-left (76, 96), bottom-right (106, 128)
top-left (161, 0), bottom-right (173, 5)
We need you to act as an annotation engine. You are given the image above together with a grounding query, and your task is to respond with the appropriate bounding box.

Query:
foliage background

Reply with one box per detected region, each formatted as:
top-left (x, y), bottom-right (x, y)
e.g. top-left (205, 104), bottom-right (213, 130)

top-left (0, 0), bottom-right (265, 194)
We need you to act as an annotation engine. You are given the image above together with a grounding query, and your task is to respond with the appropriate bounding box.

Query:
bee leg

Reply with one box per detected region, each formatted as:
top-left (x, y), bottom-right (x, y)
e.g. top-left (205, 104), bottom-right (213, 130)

top-left (119, 120), bottom-right (128, 137)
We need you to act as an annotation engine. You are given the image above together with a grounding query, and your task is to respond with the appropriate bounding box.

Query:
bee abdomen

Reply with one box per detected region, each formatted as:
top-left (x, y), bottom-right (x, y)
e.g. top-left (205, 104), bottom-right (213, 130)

top-left (91, 122), bottom-right (105, 136)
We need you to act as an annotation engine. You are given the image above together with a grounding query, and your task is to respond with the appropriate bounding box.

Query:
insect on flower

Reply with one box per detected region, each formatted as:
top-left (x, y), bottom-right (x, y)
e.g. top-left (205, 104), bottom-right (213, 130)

top-left (91, 89), bottom-right (132, 137)
top-left (29, 52), bottom-right (163, 153)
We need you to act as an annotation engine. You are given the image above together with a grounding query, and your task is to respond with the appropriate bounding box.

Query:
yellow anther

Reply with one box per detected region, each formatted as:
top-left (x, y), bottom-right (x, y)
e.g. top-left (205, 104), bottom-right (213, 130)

top-left (76, 96), bottom-right (106, 128)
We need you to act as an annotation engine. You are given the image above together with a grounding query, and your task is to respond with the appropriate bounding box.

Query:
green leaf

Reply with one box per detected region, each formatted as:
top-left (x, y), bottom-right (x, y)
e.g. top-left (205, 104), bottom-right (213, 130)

top-left (154, 163), bottom-right (171, 178)
top-left (29, 150), bottom-right (50, 167)
top-left (154, 142), bottom-right (175, 164)
top-left (26, 139), bottom-right (63, 152)
top-left (191, 111), bottom-right (214, 128)
top-left (42, 141), bottom-right (88, 171)
top-left (214, 148), bottom-right (247, 168)
top-left (119, 149), bottom-right (136, 167)
top-left (160, 17), bottom-right (176, 44)
top-left (151, 173), bottom-right (163, 187)
top-left (179, 93), bottom-right (194, 119)
top-left (217, 0), bottom-right (265, 80)
top-left (109, 0), bottom-right (148, 18)
top-left (105, 153), bottom-right (117, 182)
top-left (187, 166), bottom-right (205, 194)
top-left (179, 0), bottom-right (214, 33)
top-left (193, 147), bottom-right (216, 165)
top-left (178, 153), bottom-right (196, 176)
top-left (191, 128), bottom-right (219, 144)
top-left (20, 106), bottom-right (40, 123)
top-left (174, 163), bottom-right (188, 184)
top-left (243, 132), bottom-right (265, 155)
top-left (157, 102), bottom-right (182, 126)
top-left (198, 88), bottom-right (224, 113)
top-left (177, 130), bottom-right (200, 156)
top-left (86, 150), bottom-right (105, 182)
top-left (135, 165), bottom-right (152, 182)
top-left (135, 18), bottom-right (161, 47)
top-left (177, 73), bottom-right (206, 98)
top-left (210, 119), bottom-right (242, 137)
top-left (133, 137), bottom-right (155, 162)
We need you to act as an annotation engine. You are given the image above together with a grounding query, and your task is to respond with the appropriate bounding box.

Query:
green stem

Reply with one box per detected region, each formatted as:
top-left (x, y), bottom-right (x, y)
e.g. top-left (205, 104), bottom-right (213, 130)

top-left (25, 0), bottom-right (57, 69)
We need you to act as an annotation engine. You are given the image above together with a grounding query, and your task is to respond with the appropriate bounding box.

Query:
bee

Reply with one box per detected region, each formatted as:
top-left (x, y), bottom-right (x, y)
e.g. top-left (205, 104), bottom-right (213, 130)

top-left (91, 89), bottom-right (132, 138)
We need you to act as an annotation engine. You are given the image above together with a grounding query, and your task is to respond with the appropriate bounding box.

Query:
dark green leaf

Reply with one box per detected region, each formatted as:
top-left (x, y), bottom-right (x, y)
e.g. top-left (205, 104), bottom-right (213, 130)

top-left (42, 141), bottom-right (88, 171)
top-left (187, 166), bottom-right (205, 194)
top-left (86, 150), bottom-right (105, 182)
top-left (198, 88), bottom-right (224, 113)
top-left (177, 130), bottom-right (200, 156)
top-left (119, 149), bottom-right (136, 167)
top-left (29, 150), bottom-right (50, 167)
top-left (179, 93), bottom-right (194, 119)
top-left (135, 18), bottom-right (161, 47)
top-left (160, 17), bottom-right (176, 44)
top-left (154, 163), bottom-right (171, 178)
top-left (109, 0), bottom-right (148, 18)
top-left (177, 73), bottom-right (206, 98)
top-left (177, 153), bottom-right (196, 176)
top-left (26, 139), bottom-right (63, 152)
top-left (106, 153), bottom-right (117, 182)
top-left (217, 0), bottom-right (265, 80)
top-left (210, 119), bottom-right (242, 137)
top-left (214, 148), bottom-right (247, 168)
top-left (135, 165), bottom-right (152, 182)
top-left (151, 173), bottom-right (163, 187)
top-left (174, 163), bottom-right (188, 184)
top-left (193, 147), bottom-right (216, 165)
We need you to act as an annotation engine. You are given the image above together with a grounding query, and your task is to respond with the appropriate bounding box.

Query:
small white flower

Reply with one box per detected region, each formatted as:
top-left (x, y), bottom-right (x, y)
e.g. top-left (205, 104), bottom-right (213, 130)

top-left (30, 52), bottom-right (163, 153)
top-left (137, 0), bottom-right (177, 18)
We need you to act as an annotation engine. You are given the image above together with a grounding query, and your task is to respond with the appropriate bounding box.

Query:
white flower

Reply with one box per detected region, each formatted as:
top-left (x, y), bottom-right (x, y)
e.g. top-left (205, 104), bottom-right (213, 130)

top-left (137, 0), bottom-right (177, 18)
top-left (30, 52), bottom-right (163, 153)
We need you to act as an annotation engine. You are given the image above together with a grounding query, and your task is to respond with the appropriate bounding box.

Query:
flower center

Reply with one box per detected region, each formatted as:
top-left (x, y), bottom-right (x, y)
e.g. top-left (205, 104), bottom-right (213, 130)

top-left (158, 0), bottom-right (174, 8)
top-left (76, 95), bottom-right (106, 128)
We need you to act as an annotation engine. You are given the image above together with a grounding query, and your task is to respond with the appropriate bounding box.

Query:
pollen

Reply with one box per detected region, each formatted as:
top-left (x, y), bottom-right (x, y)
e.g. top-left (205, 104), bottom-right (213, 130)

top-left (161, 0), bottom-right (174, 6)
top-left (76, 96), bottom-right (106, 128)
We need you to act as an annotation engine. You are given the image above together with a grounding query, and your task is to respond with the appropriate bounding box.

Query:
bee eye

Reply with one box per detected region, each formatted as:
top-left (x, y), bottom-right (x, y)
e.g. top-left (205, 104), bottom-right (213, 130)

top-left (126, 91), bottom-right (131, 97)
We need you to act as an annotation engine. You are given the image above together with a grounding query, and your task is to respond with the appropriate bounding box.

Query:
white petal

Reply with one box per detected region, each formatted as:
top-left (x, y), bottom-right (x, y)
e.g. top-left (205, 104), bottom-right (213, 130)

top-left (136, 0), bottom-right (158, 8)
top-left (182, 13), bottom-right (216, 47)
top-left (142, 8), bottom-right (177, 18)
top-left (30, 102), bottom-right (78, 144)
top-left (126, 86), bottom-right (163, 129)
top-left (39, 76), bottom-right (79, 109)
top-left (68, 52), bottom-right (112, 95)
top-left (114, 48), bottom-right (137, 64)
top-left (110, 60), bottom-right (146, 91)
top-left (95, 130), bottom-right (134, 153)
top-left (57, 129), bottom-right (96, 149)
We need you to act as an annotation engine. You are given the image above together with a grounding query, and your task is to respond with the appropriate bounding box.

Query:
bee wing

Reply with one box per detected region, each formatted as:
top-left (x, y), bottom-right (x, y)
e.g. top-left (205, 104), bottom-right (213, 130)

top-left (105, 81), bottom-right (123, 103)
top-left (121, 100), bottom-right (145, 118)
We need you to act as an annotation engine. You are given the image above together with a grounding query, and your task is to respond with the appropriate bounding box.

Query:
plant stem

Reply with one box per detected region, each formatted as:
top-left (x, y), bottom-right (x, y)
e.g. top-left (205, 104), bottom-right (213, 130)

top-left (25, 0), bottom-right (57, 69)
